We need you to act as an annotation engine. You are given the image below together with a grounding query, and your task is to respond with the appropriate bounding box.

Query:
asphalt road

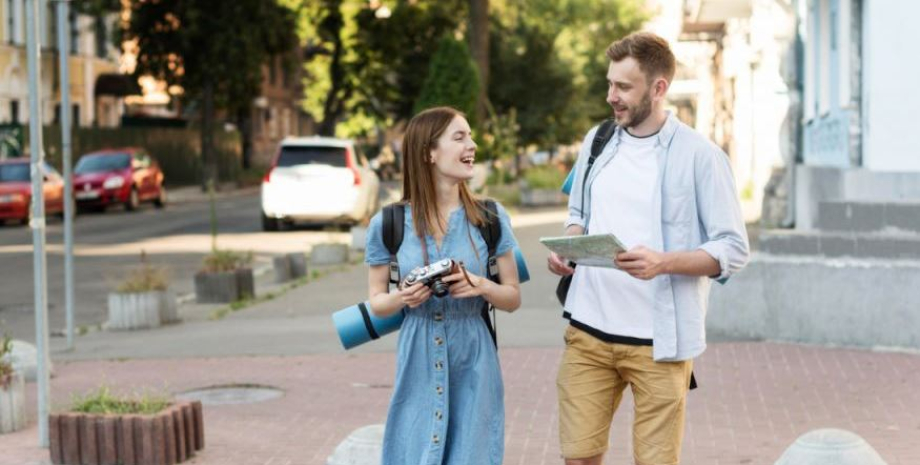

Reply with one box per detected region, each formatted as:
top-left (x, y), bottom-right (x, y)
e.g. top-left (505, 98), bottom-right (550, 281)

top-left (0, 187), bottom-right (396, 343)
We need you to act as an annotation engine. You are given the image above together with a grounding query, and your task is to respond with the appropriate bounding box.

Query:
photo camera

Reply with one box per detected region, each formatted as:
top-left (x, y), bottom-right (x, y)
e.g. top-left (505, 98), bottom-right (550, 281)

top-left (332, 247), bottom-right (531, 350)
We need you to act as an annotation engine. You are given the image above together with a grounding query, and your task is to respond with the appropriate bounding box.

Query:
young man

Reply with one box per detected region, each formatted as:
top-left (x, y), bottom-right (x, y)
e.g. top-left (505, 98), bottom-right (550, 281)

top-left (547, 32), bottom-right (750, 465)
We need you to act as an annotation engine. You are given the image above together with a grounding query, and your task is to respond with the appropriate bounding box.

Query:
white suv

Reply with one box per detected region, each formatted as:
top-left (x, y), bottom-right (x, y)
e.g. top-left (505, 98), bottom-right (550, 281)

top-left (260, 137), bottom-right (380, 230)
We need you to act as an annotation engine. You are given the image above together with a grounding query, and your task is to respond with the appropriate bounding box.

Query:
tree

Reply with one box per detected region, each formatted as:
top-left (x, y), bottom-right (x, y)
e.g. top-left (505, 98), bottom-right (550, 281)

top-left (413, 36), bottom-right (480, 121)
top-left (468, 0), bottom-right (490, 124)
top-left (123, 0), bottom-right (298, 185)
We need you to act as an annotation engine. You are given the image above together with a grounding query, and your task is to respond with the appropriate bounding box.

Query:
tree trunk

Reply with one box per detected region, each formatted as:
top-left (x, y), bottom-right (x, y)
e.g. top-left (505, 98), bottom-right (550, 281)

top-left (468, 0), bottom-right (490, 126)
top-left (201, 82), bottom-right (217, 190)
top-left (237, 107), bottom-right (253, 170)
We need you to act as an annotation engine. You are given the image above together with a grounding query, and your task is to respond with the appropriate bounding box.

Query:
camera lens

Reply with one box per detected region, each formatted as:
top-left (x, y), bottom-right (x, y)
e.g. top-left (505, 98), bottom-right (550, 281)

top-left (431, 278), bottom-right (449, 298)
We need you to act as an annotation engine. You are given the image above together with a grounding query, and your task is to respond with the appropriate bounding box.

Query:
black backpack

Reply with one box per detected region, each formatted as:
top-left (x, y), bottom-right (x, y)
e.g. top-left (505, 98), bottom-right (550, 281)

top-left (556, 119), bottom-right (618, 306)
top-left (382, 200), bottom-right (502, 347)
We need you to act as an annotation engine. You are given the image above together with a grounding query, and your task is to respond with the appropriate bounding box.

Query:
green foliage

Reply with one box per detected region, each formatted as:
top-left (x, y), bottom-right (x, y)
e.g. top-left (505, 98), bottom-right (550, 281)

top-left (414, 36), bottom-right (480, 122)
top-left (201, 249), bottom-right (254, 274)
top-left (490, 0), bottom-right (650, 143)
top-left (522, 165), bottom-right (568, 190)
top-left (71, 386), bottom-right (169, 415)
top-left (116, 251), bottom-right (169, 294)
top-left (0, 333), bottom-right (12, 385)
top-left (476, 106), bottom-right (519, 162)
top-left (124, 0), bottom-right (298, 114)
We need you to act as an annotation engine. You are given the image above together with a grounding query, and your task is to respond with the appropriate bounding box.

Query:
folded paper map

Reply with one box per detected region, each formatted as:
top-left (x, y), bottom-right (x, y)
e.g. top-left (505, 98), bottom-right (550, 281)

top-left (539, 234), bottom-right (629, 268)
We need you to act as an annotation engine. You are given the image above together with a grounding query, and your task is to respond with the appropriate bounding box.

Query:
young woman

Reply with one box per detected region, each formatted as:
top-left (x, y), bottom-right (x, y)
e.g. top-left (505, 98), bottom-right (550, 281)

top-left (365, 106), bottom-right (522, 465)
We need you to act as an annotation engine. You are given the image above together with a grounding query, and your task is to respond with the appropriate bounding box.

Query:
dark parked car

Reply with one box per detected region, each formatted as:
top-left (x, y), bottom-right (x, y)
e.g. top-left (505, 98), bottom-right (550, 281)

top-left (72, 148), bottom-right (166, 212)
top-left (0, 158), bottom-right (65, 225)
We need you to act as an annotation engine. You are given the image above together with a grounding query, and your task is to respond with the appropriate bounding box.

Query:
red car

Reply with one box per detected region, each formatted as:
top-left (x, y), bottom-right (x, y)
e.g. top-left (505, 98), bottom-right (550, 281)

top-left (72, 149), bottom-right (166, 211)
top-left (0, 158), bottom-right (65, 225)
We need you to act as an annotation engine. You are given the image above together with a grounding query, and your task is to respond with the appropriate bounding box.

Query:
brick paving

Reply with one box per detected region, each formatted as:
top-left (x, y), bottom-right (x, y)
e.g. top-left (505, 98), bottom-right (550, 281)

top-left (2, 342), bottom-right (918, 465)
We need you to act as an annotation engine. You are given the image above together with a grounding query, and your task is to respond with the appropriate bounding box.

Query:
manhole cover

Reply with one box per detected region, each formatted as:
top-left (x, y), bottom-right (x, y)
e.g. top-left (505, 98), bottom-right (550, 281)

top-left (175, 384), bottom-right (284, 405)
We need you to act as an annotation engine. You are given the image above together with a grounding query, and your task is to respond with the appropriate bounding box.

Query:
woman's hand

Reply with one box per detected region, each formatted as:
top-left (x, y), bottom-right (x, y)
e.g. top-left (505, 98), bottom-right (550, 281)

top-left (398, 281), bottom-right (433, 308)
top-left (443, 266), bottom-right (488, 299)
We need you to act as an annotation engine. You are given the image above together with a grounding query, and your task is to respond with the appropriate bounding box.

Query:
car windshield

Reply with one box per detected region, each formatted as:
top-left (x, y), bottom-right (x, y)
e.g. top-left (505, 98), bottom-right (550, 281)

top-left (277, 146), bottom-right (347, 168)
top-left (75, 153), bottom-right (131, 174)
top-left (0, 163), bottom-right (30, 182)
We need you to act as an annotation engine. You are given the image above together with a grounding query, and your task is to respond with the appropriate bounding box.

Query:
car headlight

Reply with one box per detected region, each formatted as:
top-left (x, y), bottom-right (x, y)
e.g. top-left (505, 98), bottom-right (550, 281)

top-left (0, 193), bottom-right (24, 204)
top-left (103, 177), bottom-right (125, 189)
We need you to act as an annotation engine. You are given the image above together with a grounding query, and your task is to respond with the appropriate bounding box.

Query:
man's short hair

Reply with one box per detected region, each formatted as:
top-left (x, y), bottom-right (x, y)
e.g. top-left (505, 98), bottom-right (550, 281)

top-left (606, 32), bottom-right (676, 83)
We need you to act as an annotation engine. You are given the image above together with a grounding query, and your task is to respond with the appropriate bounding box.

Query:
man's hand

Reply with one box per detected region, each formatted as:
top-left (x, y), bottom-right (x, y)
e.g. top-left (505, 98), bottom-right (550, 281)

top-left (616, 246), bottom-right (669, 280)
top-left (548, 252), bottom-right (575, 276)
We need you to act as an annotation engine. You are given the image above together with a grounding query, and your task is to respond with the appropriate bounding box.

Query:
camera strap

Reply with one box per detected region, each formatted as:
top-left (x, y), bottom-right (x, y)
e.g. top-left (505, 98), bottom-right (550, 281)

top-left (381, 200), bottom-right (503, 347)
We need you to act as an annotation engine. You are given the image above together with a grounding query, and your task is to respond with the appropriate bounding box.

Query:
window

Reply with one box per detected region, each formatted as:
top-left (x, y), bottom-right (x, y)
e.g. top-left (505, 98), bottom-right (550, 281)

top-left (6, 0), bottom-right (15, 43)
top-left (69, 10), bottom-right (78, 54)
top-left (94, 15), bottom-right (106, 58)
top-left (10, 100), bottom-right (19, 124)
top-left (72, 104), bottom-right (80, 127)
top-left (277, 146), bottom-right (347, 168)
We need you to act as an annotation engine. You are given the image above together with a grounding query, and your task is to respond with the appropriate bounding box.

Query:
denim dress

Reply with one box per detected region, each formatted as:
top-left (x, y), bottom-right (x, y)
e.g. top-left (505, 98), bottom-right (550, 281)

top-left (365, 202), bottom-right (518, 465)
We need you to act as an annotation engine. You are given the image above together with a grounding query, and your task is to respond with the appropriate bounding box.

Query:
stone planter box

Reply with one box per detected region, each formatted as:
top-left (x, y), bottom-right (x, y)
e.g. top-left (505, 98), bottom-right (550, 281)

top-left (49, 400), bottom-right (204, 465)
top-left (0, 372), bottom-right (26, 434)
top-left (350, 226), bottom-right (367, 251)
top-left (106, 291), bottom-right (178, 331)
top-left (273, 253), bottom-right (308, 283)
top-left (310, 243), bottom-right (349, 266)
top-left (520, 187), bottom-right (566, 207)
top-left (194, 268), bottom-right (255, 303)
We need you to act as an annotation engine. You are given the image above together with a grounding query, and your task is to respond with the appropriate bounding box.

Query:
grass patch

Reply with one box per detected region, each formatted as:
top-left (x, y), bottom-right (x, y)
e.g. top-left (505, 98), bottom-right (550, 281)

top-left (71, 386), bottom-right (170, 415)
top-left (521, 165), bottom-right (567, 190)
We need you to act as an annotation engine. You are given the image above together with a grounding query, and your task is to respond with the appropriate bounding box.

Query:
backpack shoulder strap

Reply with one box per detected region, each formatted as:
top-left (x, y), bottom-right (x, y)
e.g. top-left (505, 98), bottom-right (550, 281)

top-left (476, 199), bottom-right (502, 281)
top-left (587, 118), bottom-right (617, 174)
top-left (381, 202), bottom-right (405, 288)
top-left (579, 119), bottom-right (618, 227)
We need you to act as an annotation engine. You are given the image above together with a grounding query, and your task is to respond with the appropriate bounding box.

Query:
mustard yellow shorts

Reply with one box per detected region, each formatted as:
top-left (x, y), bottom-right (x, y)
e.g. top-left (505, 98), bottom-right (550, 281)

top-left (556, 325), bottom-right (693, 465)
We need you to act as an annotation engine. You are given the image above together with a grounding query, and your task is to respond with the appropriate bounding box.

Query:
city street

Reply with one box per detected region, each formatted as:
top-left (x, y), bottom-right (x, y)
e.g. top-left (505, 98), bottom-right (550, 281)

top-left (0, 185), bottom-right (398, 343)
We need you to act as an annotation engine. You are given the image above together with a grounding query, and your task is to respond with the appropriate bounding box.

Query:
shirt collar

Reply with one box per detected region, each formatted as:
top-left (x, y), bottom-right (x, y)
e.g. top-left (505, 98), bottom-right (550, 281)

top-left (613, 111), bottom-right (680, 148)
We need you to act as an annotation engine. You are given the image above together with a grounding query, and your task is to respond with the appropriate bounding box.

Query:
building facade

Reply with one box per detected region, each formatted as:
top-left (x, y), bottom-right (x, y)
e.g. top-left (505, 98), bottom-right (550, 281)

top-left (0, 0), bottom-right (124, 129)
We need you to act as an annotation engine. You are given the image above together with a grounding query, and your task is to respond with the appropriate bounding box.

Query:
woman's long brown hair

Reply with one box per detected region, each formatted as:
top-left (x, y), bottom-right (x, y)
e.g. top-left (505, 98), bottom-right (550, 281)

top-left (401, 106), bottom-right (489, 239)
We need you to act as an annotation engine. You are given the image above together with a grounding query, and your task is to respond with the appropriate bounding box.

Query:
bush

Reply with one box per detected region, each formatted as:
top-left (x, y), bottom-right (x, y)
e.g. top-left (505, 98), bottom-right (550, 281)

top-left (116, 251), bottom-right (169, 293)
top-left (201, 249), bottom-right (253, 273)
top-left (522, 165), bottom-right (567, 190)
top-left (71, 386), bottom-right (169, 415)
top-left (0, 334), bottom-right (12, 386)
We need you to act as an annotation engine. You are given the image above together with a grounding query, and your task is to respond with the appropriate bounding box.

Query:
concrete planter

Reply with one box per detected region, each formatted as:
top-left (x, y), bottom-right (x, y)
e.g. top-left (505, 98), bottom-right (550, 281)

top-left (194, 268), bottom-right (255, 303)
top-left (106, 291), bottom-right (178, 331)
top-left (520, 187), bottom-right (566, 207)
top-left (0, 371), bottom-right (26, 434)
top-left (326, 424), bottom-right (384, 465)
top-left (49, 400), bottom-right (204, 465)
top-left (273, 253), bottom-right (308, 283)
top-left (311, 243), bottom-right (349, 266)
top-left (351, 226), bottom-right (367, 251)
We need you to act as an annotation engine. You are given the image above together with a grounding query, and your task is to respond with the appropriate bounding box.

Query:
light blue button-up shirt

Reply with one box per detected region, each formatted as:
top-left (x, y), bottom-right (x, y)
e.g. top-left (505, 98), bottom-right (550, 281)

top-left (564, 112), bottom-right (750, 361)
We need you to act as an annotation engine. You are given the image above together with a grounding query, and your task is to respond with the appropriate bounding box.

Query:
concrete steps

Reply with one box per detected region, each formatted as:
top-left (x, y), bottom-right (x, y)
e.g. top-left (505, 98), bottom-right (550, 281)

top-left (817, 200), bottom-right (920, 234)
top-left (758, 199), bottom-right (920, 260)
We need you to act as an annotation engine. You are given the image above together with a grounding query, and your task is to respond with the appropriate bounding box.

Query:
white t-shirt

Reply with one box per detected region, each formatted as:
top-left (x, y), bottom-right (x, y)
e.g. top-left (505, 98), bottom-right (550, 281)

top-left (567, 130), bottom-right (659, 340)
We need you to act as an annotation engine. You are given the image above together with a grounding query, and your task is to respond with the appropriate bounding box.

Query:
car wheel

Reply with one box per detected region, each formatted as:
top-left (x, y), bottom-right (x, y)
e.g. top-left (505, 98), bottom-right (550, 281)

top-left (154, 185), bottom-right (166, 209)
top-left (261, 211), bottom-right (279, 231)
top-left (125, 187), bottom-right (140, 211)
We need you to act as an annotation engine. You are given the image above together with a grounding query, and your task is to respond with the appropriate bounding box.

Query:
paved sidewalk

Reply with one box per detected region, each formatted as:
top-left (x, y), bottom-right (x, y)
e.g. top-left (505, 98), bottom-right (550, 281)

top-left (2, 342), bottom-right (918, 465)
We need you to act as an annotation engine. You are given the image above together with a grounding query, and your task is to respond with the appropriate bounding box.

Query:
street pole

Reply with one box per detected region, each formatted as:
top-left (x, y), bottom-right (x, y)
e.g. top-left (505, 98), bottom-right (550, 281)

top-left (56, 0), bottom-right (75, 350)
top-left (25, 0), bottom-right (52, 448)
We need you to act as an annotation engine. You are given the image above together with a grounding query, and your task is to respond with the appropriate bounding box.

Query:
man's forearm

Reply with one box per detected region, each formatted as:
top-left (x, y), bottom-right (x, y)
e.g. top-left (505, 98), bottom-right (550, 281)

top-left (663, 250), bottom-right (721, 277)
top-left (565, 225), bottom-right (585, 236)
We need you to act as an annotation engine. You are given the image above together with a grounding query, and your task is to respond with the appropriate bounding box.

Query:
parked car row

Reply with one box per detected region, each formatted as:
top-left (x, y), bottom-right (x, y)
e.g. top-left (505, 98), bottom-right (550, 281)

top-left (0, 148), bottom-right (166, 226)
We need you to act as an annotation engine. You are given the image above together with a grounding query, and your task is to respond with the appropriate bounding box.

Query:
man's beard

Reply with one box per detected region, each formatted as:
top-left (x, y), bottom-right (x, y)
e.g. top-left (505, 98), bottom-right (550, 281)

top-left (613, 92), bottom-right (653, 128)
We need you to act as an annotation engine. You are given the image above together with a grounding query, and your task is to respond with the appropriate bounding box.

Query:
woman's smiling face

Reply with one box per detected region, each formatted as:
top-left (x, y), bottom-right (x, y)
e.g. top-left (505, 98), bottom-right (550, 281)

top-left (429, 115), bottom-right (477, 182)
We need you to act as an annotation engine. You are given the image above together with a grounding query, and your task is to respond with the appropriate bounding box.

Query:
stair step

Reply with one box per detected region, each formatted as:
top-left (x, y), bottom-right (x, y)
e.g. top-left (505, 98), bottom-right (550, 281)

top-left (759, 230), bottom-right (920, 260)
top-left (817, 200), bottom-right (920, 233)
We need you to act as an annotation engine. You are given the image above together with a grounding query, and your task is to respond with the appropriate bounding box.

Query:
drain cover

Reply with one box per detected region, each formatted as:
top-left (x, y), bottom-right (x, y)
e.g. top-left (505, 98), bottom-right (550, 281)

top-left (175, 384), bottom-right (284, 405)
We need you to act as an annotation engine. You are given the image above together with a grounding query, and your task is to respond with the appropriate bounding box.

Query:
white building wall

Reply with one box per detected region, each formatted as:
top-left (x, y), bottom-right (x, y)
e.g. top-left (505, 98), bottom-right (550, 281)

top-left (863, 0), bottom-right (920, 172)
